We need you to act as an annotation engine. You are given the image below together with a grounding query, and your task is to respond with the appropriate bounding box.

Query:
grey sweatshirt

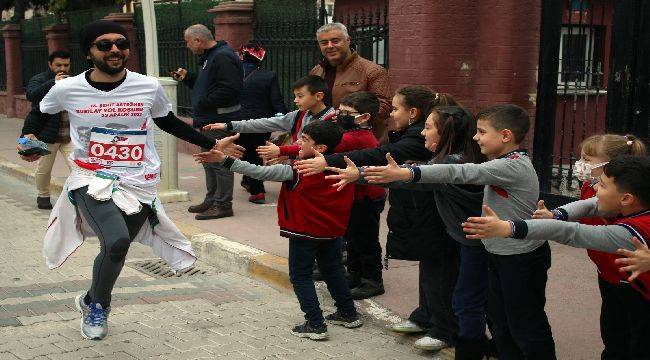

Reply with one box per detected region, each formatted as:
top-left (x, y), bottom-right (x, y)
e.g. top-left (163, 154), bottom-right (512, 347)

top-left (511, 197), bottom-right (640, 253)
top-left (227, 107), bottom-right (336, 135)
top-left (411, 150), bottom-right (545, 255)
top-left (223, 157), bottom-right (294, 182)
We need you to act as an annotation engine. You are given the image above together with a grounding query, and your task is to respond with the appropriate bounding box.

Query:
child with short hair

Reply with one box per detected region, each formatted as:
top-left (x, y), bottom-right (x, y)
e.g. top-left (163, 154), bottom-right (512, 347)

top-left (358, 104), bottom-right (556, 359)
top-left (462, 155), bottom-right (650, 360)
top-left (527, 134), bottom-right (646, 359)
top-left (331, 92), bottom-right (387, 299)
top-left (194, 121), bottom-right (361, 340)
top-left (204, 74), bottom-right (335, 149)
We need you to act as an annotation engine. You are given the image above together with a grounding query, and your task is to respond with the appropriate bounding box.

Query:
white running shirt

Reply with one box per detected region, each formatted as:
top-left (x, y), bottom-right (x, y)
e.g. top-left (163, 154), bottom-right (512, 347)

top-left (40, 70), bottom-right (172, 186)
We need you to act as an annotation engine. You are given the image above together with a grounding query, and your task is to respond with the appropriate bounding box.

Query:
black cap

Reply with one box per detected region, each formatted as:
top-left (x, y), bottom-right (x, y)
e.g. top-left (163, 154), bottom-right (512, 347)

top-left (79, 20), bottom-right (128, 55)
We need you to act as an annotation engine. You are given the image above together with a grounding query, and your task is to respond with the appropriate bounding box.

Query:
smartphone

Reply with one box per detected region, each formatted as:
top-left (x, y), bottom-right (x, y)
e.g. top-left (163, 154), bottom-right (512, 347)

top-left (169, 70), bottom-right (180, 79)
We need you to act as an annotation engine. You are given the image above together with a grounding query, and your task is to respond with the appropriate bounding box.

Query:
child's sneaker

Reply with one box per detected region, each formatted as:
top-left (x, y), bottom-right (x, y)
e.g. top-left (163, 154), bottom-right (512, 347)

top-left (391, 320), bottom-right (428, 333)
top-left (325, 311), bottom-right (363, 328)
top-left (414, 336), bottom-right (448, 351)
top-left (75, 294), bottom-right (110, 340)
top-left (291, 322), bottom-right (328, 340)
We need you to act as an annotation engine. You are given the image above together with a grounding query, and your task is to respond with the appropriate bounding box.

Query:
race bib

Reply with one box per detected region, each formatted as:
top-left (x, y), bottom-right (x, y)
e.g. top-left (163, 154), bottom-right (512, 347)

top-left (88, 127), bottom-right (146, 168)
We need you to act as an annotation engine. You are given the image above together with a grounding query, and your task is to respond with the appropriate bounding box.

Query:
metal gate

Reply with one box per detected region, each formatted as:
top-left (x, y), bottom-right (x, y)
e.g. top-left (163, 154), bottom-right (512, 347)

top-left (533, 0), bottom-right (650, 207)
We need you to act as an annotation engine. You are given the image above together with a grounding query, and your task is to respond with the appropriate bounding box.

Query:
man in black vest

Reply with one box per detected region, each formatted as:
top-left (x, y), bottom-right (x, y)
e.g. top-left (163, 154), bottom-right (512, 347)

top-left (19, 50), bottom-right (74, 209)
top-left (173, 24), bottom-right (243, 220)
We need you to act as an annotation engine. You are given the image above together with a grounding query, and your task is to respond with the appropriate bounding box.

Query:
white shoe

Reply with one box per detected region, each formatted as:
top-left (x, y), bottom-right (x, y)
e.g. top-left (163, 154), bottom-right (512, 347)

top-left (391, 320), bottom-right (427, 334)
top-left (414, 336), bottom-right (448, 351)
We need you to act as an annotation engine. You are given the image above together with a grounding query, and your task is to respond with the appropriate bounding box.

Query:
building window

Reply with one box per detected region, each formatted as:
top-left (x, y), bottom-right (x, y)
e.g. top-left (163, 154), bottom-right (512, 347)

top-left (558, 25), bottom-right (605, 89)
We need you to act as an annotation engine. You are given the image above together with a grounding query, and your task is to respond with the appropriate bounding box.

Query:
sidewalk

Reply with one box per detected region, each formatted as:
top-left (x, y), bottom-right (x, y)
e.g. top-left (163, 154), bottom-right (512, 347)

top-left (0, 114), bottom-right (603, 359)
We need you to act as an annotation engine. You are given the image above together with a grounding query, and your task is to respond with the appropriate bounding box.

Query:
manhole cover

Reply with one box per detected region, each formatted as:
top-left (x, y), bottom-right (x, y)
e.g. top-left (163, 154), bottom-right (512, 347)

top-left (128, 259), bottom-right (209, 278)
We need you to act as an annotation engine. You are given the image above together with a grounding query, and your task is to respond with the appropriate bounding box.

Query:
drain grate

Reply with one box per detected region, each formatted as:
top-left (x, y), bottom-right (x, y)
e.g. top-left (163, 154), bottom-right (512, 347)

top-left (128, 259), bottom-right (209, 278)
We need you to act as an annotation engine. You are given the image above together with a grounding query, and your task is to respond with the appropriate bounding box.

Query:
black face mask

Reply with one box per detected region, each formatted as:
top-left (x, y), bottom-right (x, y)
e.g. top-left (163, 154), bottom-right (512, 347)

top-left (337, 114), bottom-right (359, 130)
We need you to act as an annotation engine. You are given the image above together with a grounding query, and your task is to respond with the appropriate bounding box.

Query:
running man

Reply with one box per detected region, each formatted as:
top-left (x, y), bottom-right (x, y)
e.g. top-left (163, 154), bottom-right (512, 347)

top-left (29, 21), bottom-right (243, 340)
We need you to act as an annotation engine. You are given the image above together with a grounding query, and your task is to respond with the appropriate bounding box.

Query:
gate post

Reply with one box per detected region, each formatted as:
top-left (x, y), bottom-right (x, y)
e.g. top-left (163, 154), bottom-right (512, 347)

top-left (2, 23), bottom-right (23, 118)
top-left (43, 23), bottom-right (69, 54)
top-left (532, 0), bottom-right (563, 194)
top-left (209, 0), bottom-right (254, 50)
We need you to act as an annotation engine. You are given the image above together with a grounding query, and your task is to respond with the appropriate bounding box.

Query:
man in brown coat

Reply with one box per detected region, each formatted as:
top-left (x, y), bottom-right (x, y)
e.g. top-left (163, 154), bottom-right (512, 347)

top-left (310, 22), bottom-right (391, 141)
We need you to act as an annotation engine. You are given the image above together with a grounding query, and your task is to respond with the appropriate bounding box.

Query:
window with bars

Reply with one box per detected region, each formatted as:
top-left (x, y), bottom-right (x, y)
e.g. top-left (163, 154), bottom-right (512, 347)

top-left (558, 25), bottom-right (605, 89)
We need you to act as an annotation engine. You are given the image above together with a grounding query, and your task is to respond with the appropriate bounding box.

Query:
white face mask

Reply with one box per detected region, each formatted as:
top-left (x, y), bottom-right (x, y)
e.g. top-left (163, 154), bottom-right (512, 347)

top-left (574, 159), bottom-right (608, 181)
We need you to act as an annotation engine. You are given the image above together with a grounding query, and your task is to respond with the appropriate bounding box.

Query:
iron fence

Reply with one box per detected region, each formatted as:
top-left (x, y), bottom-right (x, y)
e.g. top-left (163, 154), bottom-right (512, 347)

top-left (20, 15), bottom-right (57, 89)
top-left (534, 0), bottom-right (611, 205)
top-left (134, 0), bottom-right (221, 116)
top-left (335, 2), bottom-right (389, 68)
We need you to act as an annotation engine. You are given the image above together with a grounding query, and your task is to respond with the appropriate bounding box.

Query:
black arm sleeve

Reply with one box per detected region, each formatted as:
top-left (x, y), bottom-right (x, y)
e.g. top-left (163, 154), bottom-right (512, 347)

top-left (325, 132), bottom-right (432, 168)
top-left (152, 111), bottom-right (215, 149)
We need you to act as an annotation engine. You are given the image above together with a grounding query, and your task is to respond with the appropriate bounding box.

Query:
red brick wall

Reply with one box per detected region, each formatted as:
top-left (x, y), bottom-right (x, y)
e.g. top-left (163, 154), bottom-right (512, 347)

top-left (389, 0), bottom-right (540, 115)
top-left (13, 95), bottom-right (31, 119)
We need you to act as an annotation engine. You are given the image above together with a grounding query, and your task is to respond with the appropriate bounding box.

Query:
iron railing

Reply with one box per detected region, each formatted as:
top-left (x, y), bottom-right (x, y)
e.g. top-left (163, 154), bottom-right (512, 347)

top-left (534, 0), bottom-right (610, 205)
top-left (20, 15), bottom-right (57, 89)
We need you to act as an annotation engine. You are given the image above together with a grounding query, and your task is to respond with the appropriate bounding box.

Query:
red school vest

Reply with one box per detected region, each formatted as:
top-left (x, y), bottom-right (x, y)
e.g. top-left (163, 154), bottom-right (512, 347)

top-left (613, 210), bottom-right (650, 299)
top-left (277, 170), bottom-right (354, 241)
top-left (580, 183), bottom-right (620, 284)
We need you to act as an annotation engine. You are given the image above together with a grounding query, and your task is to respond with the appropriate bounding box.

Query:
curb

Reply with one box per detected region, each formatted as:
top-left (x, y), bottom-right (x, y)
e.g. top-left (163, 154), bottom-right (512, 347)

top-left (0, 155), bottom-right (454, 359)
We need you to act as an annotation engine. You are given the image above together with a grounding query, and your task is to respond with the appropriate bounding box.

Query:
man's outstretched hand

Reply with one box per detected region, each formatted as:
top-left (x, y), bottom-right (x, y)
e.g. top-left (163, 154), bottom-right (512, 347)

top-left (213, 133), bottom-right (245, 159)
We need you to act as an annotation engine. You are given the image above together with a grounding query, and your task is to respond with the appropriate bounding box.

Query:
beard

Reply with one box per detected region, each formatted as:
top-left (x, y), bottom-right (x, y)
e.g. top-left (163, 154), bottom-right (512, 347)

top-left (89, 52), bottom-right (127, 75)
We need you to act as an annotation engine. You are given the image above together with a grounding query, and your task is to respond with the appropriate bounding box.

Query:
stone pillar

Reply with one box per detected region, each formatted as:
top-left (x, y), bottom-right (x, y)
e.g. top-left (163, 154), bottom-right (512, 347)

top-left (154, 77), bottom-right (190, 203)
top-left (2, 23), bottom-right (23, 117)
top-left (43, 23), bottom-right (69, 54)
top-left (103, 12), bottom-right (141, 73)
top-left (209, 0), bottom-right (254, 50)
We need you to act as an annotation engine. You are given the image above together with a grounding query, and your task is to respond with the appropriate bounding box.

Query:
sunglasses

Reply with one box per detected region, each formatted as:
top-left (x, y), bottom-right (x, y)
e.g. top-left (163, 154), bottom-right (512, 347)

top-left (93, 38), bottom-right (130, 52)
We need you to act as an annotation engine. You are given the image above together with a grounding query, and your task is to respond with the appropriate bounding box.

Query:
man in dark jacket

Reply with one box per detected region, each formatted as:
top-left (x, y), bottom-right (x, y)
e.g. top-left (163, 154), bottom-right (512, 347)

top-left (172, 24), bottom-right (243, 219)
top-left (19, 50), bottom-right (74, 209)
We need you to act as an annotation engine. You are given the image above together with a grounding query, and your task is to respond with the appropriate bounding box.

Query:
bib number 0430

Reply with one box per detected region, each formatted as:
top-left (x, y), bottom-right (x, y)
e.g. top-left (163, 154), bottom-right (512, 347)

top-left (89, 142), bottom-right (144, 161)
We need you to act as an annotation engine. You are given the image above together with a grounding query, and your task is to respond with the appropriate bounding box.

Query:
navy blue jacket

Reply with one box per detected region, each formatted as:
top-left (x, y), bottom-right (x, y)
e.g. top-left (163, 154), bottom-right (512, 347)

top-left (239, 66), bottom-right (287, 120)
top-left (21, 70), bottom-right (62, 143)
top-left (182, 41), bottom-right (243, 127)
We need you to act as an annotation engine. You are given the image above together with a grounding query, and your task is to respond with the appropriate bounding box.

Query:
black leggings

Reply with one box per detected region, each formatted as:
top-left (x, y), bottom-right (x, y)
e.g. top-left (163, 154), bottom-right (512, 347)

top-left (73, 186), bottom-right (151, 308)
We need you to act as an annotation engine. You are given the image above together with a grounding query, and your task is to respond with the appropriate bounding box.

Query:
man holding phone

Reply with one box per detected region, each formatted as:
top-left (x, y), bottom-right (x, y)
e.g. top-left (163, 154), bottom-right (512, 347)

top-left (19, 50), bottom-right (74, 209)
top-left (171, 24), bottom-right (243, 220)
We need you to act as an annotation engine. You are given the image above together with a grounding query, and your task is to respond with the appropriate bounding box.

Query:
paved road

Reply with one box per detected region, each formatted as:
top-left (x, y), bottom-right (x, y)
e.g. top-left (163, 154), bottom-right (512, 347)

top-left (0, 172), bottom-right (445, 360)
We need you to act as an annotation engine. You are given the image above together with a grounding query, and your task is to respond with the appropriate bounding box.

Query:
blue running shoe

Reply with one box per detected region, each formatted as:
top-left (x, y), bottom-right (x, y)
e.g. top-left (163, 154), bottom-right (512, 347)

top-left (75, 294), bottom-right (110, 340)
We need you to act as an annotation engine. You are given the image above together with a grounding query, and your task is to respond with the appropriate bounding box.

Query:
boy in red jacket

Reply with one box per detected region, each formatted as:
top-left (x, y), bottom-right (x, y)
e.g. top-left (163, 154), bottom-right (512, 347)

top-left (194, 121), bottom-right (362, 340)
top-left (258, 92), bottom-right (387, 299)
